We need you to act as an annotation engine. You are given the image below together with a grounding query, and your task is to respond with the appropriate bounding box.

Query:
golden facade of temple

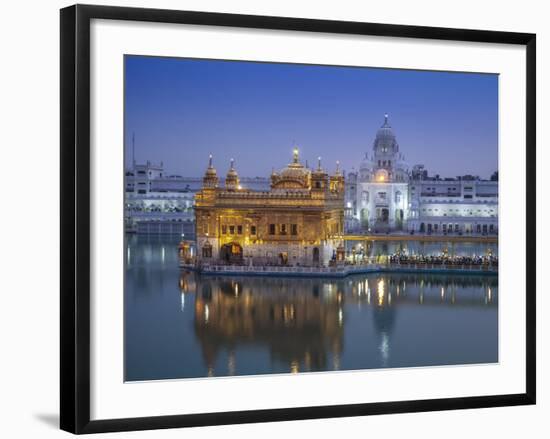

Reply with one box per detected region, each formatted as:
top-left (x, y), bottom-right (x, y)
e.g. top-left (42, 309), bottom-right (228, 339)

top-left (194, 149), bottom-right (345, 266)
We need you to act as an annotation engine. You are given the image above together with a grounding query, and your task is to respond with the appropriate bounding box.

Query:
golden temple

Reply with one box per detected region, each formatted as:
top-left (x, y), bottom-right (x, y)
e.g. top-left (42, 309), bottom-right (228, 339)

top-left (194, 149), bottom-right (345, 267)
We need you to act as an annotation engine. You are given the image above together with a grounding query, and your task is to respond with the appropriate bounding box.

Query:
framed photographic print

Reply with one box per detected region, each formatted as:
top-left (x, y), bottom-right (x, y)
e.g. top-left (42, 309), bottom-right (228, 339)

top-left (60, 4), bottom-right (536, 434)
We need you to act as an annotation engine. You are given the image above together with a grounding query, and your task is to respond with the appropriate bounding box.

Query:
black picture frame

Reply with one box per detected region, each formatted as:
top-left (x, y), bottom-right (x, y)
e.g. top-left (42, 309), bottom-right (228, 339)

top-left (60, 4), bottom-right (536, 434)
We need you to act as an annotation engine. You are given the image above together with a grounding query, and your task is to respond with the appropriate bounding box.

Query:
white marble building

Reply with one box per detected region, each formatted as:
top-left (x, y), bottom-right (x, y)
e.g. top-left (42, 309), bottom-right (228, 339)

top-left (345, 115), bottom-right (498, 235)
top-left (124, 160), bottom-right (271, 234)
top-left (346, 115), bottom-right (410, 232)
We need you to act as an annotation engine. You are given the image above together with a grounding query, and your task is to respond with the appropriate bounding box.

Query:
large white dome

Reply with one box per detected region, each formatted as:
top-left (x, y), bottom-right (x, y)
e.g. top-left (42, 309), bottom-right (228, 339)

top-left (373, 114), bottom-right (399, 153)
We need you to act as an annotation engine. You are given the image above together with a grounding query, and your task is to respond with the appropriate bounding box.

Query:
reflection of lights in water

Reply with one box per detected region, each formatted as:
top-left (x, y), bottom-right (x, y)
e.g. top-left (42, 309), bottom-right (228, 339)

top-left (290, 360), bottom-right (299, 374)
top-left (396, 285), bottom-right (400, 296)
top-left (304, 351), bottom-right (311, 370)
top-left (127, 247), bottom-right (130, 264)
top-left (283, 305), bottom-right (295, 323)
top-left (204, 305), bottom-right (209, 324)
top-left (377, 279), bottom-right (385, 306)
top-left (338, 308), bottom-right (343, 326)
top-left (207, 367), bottom-right (214, 377)
top-left (180, 293), bottom-right (185, 312)
top-left (388, 292), bottom-right (392, 305)
top-left (333, 352), bottom-right (340, 371)
top-left (367, 288), bottom-right (371, 304)
top-left (419, 292), bottom-right (424, 304)
top-left (441, 287), bottom-right (445, 300)
top-left (234, 283), bottom-right (239, 296)
top-left (161, 247), bottom-right (165, 263)
top-left (487, 287), bottom-right (492, 302)
top-left (228, 351), bottom-right (236, 375)
top-left (379, 332), bottom-right (390, 366)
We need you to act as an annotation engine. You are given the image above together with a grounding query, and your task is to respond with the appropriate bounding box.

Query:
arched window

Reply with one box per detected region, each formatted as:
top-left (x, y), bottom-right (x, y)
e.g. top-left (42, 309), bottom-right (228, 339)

top-left (362, 191), bottom-right (369, 203)
top-left (395, 191), bottom-right (402, 203)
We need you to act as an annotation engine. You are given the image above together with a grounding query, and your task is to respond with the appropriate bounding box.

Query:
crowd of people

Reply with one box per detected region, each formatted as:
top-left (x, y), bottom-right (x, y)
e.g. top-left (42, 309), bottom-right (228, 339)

top-left (388, 253), bottom-right (498, 267)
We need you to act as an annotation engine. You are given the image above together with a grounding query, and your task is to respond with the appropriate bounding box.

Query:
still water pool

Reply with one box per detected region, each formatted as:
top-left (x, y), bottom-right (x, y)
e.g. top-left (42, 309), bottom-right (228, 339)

top-left (125, 235), bottom-right (498, 381)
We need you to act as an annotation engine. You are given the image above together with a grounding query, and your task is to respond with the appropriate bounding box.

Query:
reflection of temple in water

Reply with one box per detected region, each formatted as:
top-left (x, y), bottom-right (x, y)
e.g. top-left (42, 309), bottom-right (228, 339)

top-left (178, 271), bottom-right (497, 376)
top-left (191, 275), bottom-right (345, 374)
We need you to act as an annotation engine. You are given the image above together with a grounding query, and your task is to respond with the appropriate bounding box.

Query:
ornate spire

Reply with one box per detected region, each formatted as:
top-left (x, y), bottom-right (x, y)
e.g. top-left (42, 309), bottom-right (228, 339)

top-left (383, 113), bottom-right (389, 127)
top-left (317, 156), bottom-right (322, 171)
top-left (292, 147), bottom-right (299, 164)
top-left (202, 153), bottom-right (218, 188)
top-left (225, 158), bottom-right (240, 191)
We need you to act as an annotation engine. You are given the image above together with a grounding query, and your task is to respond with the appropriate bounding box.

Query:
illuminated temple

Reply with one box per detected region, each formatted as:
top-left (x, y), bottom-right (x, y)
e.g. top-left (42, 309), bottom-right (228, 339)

top-left (194, 149), bottom-right (345, 267)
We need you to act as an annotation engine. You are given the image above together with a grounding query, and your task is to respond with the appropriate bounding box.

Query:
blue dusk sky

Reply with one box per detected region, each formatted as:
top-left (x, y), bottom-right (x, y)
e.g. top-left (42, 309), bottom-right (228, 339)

top-left (124, 55), bottom-right (498, 179)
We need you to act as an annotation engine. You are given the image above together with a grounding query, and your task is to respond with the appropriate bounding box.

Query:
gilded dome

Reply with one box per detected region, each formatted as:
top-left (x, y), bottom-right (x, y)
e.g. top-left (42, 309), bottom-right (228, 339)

top-left (204, 155), bottom-right (217, 176)
top-left (204, 167), bottom-right (217, 177)
top-left (271, 148), bottom-right (311, 189)
top-left (280, 164), bottom-right (309, 180)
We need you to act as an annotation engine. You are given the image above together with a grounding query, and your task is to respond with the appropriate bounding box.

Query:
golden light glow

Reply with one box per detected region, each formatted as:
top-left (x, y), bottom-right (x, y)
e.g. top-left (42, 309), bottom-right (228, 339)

top-left (377, 279), bottom-right (385, 306)
top-left (378, 175), bottom-right (385, 182)
top-left (195, 149), bottom-right (345, 267)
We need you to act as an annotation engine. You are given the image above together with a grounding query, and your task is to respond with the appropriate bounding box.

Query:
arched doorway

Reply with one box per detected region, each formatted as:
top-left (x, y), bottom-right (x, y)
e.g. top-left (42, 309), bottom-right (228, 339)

top-left (381, 208), bottom-right (389, 223)
top-left (312, 247), bottom-right (320, 264)
top-left (201, 242), bottom-right (212, 258)
top-left (395, 209), bottom-right (403, 230)
top-left (220, 242), bottom-right (243, 264)
top-left (360, 208), bottom-right (369, 229)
